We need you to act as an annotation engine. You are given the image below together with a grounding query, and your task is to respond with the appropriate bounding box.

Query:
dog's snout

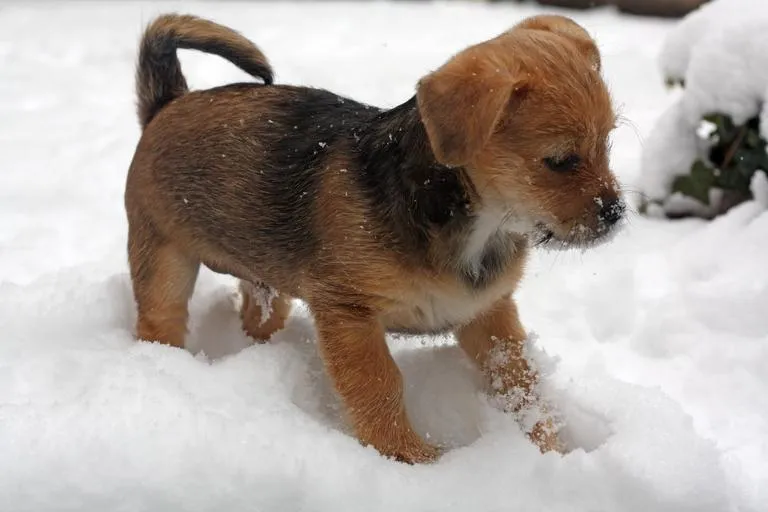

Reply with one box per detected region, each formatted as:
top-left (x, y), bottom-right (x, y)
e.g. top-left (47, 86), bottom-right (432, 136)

top-left (599, 198), bottom-right (625, 227)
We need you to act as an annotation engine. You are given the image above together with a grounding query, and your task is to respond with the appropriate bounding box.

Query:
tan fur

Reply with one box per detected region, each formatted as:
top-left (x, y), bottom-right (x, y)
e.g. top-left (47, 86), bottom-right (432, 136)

top-left (125, 13), bottom-right (622, 463)
top-left (127, 209), bottom-right (200, 349)
top-left (513, 14), bottom-right (602, 70)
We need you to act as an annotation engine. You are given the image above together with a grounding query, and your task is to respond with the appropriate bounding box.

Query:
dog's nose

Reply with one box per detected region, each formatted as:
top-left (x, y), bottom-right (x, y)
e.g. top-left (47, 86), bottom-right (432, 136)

top-left (599, 198), bottom-right (625, 227)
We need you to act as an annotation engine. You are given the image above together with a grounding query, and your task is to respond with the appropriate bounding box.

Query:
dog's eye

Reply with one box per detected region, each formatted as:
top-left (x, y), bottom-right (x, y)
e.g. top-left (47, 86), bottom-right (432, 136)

top-left (543, 154), bottom-right (581, 173)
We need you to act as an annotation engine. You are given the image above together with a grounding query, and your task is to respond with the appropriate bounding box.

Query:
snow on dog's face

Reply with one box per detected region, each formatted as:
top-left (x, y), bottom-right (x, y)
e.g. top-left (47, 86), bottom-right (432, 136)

top-left (417, 15), bottom-right (625, 250)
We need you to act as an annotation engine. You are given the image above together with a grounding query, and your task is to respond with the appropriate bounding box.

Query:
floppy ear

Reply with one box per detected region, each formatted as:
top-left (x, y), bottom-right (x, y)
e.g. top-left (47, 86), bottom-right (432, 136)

top-left (416, 46), bottom-right (525, 167)
top-left (514, 14), bottom-right (601, 71)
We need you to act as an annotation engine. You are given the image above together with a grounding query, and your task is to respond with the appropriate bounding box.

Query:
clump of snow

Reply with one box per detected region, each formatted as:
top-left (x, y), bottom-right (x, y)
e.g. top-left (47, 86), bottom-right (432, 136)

top-left (638, 99), bottom-right (705, 208)
top-left (1, 1), bottom-right (767, 511)
top-left (639, 0), bottom-right (768, 216)
top-left (658, 0), bottom-right (768, 84)
top-left (751, 170), bottom-right (768, 208)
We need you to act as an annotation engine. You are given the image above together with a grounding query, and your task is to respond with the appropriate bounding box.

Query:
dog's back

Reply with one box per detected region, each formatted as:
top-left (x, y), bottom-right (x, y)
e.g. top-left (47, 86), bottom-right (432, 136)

top-left (127, 14), bottom-right (383, 292)
top-left (128, 82), bottom-right (382, 290)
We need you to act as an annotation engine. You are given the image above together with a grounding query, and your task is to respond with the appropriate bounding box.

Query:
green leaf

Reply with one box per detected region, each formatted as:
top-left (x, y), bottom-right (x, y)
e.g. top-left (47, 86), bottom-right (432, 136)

top-left (648, 111), bottom-right (768, 218)
top-left (673, 160), bottom-right (716, 204)
top-left (745, 130), bottom-right (762, 149)
top-left (733, 150), bottom-right (761, 177)
top-left (665, 77), bottom-right (685, 89)
top-left (703, 113), bottom-right (735, 138)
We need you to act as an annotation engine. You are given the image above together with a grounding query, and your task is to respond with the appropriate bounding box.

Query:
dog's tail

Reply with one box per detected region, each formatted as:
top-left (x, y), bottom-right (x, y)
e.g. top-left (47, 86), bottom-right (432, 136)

top-left (136, 13), bottom-right (273, 129)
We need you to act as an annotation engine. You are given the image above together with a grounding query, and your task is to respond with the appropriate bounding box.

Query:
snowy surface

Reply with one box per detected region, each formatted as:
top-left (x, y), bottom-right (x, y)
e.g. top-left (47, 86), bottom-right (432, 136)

top-left (640, 0), bottom-right (768, 215)
top-left (1, 2), bottom-right (767, 511)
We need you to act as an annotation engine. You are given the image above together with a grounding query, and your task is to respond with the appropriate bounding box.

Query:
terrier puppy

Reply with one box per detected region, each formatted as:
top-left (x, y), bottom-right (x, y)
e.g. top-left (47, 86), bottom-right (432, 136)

top-left (125, 13), bottom-right (624, 463)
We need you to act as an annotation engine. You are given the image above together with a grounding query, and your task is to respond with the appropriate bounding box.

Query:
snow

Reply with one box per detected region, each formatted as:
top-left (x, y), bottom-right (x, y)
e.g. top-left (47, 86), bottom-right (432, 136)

top-left (1, 1), bottom-right (766, 511)
top-left (751, 170), bottom-right (768, 208)
top-left (658, 0), bottom-right (768, 84)
top-left (640, 0), bottom-right (768, 215)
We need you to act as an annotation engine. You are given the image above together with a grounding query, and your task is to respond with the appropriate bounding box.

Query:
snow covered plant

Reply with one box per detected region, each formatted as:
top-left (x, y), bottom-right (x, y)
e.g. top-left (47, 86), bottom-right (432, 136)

top-left (639, 0), bottom-right (768, 218)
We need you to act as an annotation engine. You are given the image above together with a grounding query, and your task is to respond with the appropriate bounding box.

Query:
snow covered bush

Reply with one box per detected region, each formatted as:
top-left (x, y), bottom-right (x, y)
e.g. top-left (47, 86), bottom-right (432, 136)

top-left (639, 0), bottom-right (768, 218)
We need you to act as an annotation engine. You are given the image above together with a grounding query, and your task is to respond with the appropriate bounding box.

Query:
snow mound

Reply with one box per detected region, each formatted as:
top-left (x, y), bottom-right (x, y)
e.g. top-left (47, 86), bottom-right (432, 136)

top-left (640, 0), bottom-right (768, 216)
top-left (659, 0), bottom-right (768, 85)
top-left (0, 266), bottom-right (731, 512)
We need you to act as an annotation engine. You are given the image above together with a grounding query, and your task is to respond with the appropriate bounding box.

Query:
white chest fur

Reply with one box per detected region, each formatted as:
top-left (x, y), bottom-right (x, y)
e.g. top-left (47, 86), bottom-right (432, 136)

top-left (461, 207), bottom-right (532, 277)
top-left (381, 208), bottom-right (527, 334)
top-left (381, 286), bottom-right (507, 334)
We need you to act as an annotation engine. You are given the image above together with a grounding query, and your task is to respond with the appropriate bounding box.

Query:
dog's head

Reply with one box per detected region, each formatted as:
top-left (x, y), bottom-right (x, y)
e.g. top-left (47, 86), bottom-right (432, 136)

top-left (417, 15), bottom-right (624, 249)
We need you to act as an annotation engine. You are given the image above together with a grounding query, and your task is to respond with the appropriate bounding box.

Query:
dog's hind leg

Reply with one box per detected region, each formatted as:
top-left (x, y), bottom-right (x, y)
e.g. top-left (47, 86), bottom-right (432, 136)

top-left (127, 215), bottom-right (200, 349)
top-left (239, 280), bottom-right (292, 342)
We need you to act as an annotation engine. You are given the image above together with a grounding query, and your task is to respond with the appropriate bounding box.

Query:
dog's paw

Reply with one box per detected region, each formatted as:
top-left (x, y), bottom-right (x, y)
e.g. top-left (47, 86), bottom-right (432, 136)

top-left (528, 416), bottom-right (565, 454)
top-left (391, 440), bottom-right (442, 464)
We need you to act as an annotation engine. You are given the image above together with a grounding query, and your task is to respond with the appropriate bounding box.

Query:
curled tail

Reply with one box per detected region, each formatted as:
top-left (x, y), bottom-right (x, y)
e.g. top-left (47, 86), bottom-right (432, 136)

top-left (136, 13), bottom-right (273, 129)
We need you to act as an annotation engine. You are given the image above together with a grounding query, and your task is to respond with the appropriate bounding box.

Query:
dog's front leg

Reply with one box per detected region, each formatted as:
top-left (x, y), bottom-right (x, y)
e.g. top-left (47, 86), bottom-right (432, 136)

top-left (313, 306), bottom-right (439, 464)
top-left (456, 296), bottom-right (562, 453)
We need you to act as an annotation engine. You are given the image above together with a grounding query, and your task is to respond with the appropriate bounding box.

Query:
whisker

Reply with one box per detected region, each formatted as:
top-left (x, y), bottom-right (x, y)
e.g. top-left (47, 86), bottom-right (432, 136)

top-left (616, 112), bottom-right (645, 151)
top-left (619, 187), bottom-right (651, 201)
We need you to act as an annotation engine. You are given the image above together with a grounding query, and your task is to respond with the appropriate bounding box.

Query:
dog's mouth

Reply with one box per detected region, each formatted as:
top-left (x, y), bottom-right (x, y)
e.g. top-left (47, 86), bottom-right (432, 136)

top-left (530, 221), bottom-right (622, 251)
top-left (531, 224), bottom-right (556, 247)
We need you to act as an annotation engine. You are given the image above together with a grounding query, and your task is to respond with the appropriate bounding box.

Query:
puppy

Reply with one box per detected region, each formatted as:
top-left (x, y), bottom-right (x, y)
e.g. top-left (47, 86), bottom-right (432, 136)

top-left (125, 13), bottom-right (624, 463)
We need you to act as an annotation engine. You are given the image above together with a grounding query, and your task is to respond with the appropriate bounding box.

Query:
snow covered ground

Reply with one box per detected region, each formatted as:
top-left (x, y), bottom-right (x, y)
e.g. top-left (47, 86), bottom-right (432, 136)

top-left (1, 1), bottom-right (766, 511)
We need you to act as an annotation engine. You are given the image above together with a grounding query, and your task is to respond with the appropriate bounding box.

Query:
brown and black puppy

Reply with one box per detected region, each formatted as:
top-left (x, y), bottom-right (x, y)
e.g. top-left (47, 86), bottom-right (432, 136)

top-left (125, 13), bottom-right (624, 464)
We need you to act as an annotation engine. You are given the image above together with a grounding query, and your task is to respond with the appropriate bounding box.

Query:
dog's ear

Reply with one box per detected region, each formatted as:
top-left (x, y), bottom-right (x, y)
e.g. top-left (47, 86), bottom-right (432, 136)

top-left (514, 15), bottom-right (601, 71)
top-left (416, 46), bottom-right (526, 167)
